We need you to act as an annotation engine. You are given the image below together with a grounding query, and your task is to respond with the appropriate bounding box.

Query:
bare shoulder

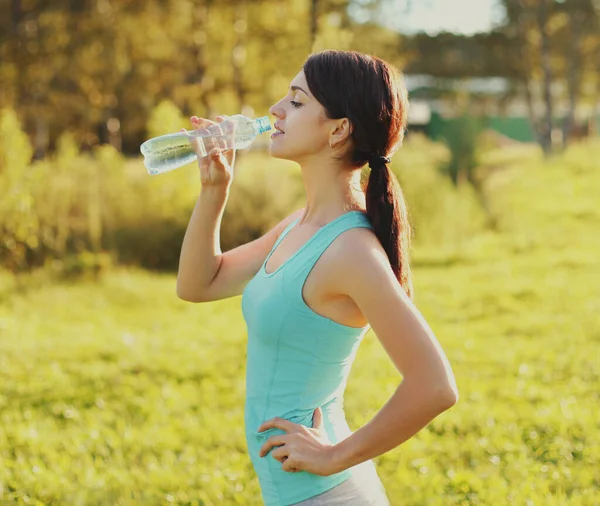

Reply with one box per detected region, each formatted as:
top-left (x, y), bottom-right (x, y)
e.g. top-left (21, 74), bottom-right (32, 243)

top-left (327, 226), bottom-right (458, 402)
top-left (327, 226), bottom-right (407, 300)
top-left (332, 226), bottom-right (392, 274)
top-left (282, 207), bottom-right (305, 229)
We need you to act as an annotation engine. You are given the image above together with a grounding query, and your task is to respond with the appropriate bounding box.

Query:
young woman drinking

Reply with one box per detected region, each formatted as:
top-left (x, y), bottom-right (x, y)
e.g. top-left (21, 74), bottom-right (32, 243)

top-left (177, 49), bottom-right (458, 506)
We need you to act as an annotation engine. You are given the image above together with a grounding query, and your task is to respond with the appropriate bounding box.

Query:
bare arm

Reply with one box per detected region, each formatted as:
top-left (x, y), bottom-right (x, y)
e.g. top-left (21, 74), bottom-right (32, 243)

top-left (176, 184), bottom-right (230, 301)
top-left (176, 113), bottom-right (305, 303)
top-left (327, 229), bottom-right (458, 472)
top-left (176, 184), bottom-right (304, 303)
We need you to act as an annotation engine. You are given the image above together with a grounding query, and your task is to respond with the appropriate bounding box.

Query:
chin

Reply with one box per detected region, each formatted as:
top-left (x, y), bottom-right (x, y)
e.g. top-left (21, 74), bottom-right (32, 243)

top-left (268, 145), bottom-right (295, 162)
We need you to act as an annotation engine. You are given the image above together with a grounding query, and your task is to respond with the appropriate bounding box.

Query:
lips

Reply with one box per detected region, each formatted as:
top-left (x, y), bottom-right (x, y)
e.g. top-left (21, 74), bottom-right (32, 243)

top-left (271, 124), bottom-right (285, 139)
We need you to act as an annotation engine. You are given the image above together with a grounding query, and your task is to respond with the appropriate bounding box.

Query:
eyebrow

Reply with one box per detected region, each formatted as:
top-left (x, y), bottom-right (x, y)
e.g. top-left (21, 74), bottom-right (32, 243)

top-left (290, 85), bottom-right (310, 98)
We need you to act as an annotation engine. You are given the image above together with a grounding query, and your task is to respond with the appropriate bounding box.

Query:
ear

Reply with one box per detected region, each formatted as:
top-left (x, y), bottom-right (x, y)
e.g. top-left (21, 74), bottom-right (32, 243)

top-left (329, 118), bottom-right (353, 149)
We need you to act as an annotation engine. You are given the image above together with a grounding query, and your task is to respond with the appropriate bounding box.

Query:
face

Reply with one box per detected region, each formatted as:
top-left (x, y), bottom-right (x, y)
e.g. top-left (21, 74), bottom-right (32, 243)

top-left (268, 70), bottom-right (344, 163)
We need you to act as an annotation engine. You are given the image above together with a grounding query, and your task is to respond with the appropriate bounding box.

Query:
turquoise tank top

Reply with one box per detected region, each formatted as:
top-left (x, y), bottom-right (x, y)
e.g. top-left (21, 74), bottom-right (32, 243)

top-left (241, 211), bottom-right (374, 505)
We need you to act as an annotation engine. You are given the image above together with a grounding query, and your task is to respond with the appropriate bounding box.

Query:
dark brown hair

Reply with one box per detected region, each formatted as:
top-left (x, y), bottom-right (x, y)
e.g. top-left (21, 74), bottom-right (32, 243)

top-left (303, 50), bottom-right (413, 298)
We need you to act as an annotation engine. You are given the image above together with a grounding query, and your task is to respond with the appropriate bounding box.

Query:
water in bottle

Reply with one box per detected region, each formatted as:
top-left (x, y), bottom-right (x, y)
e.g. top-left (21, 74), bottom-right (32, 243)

top-left (140, 114), bottom-right (272, 175)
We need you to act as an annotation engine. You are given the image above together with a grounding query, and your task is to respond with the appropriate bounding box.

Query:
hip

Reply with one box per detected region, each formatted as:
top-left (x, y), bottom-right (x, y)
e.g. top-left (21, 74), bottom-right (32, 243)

top-left (289, 460), bottom-right (390, 506)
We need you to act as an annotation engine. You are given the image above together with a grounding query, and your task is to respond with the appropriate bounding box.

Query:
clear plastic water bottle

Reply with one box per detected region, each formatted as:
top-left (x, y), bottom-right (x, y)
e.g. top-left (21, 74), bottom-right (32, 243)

top-left (140, 114), bottom-right (272, 175)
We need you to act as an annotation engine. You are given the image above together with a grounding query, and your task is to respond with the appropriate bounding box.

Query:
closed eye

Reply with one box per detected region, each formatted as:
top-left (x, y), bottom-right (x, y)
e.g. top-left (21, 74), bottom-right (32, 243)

top-left (290, 100), bottom-right (302, 108)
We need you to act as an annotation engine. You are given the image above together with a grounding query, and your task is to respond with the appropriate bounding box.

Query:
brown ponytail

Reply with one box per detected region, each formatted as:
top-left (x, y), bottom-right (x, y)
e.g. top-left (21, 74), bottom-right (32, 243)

top-left (304, 50), bottom-right (414, 298)
top-left (365, 158), bottom-right (413, 298)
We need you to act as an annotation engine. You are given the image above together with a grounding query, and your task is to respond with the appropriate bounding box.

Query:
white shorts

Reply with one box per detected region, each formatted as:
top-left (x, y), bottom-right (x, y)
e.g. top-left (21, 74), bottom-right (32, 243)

top-left (289, 460), bottom-right (390, 506)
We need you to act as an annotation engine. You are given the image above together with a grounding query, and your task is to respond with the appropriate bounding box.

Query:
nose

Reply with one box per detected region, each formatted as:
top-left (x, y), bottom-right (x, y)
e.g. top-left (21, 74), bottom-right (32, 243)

top-left (269, 100), bottom-right (285, 119)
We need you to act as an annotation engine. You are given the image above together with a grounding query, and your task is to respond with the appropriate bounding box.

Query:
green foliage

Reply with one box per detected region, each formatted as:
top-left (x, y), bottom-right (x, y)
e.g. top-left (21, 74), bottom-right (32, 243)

top-left (0, 108), bottom-right (32, 170)
top-left (0, 109), bottom-right (37, 269)
top-left (1, 141), bottom-right (599, 504)
top-left (393, 133), bottom-right (488, 248)
top-left (484, 138), bottom-right (600, 252)
top-left (2, 0), bottom-right (395, 153)
top-left (0, 106), bottom-right (494, 273)
top-left (0, 124), bottom-right (108, 271)
top-left (1, 0), bottom-right (598, 157)
top-left (435, 114), bottom-right (486, 186)
top-left (220, 155), bottom-right (306, 251)
top-left (1, 101), bottom-right (598, 278)
top-left (146, 100), bottom-right (188, 140)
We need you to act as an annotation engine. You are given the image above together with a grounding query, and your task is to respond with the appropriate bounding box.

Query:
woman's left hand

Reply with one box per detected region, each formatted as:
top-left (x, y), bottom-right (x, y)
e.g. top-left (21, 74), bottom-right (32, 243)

top-left (258, 407), bottom-right (340, 476)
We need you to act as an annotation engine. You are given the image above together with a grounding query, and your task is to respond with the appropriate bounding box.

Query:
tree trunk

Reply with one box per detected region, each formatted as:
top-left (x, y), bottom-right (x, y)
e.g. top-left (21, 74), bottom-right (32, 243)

top-left (184, 1), bottom-right (210, 118)
top-left (538, 0), bottom-right (554, 156)
top-left (232, 0), bottom-right (248, 113)
top-left (311, 0), bottom-right (318, 49)
top-left (523, 78), bottom-right (542, 146)
top-left (513, 4), bottom-right (543, 148)
top-left (562, 10), bottom-right (583, 148)
top-left (33, 116), bottom-right (49, 160)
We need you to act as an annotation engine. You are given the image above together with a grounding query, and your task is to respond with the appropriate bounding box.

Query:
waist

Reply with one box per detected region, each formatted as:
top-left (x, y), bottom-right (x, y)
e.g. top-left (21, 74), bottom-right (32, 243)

top-left (245, 397), bottom-right (357, 506)
top-left (245, 348), bottom-right (352, 417)
top-left (245, 396), bottom-right (350, 447)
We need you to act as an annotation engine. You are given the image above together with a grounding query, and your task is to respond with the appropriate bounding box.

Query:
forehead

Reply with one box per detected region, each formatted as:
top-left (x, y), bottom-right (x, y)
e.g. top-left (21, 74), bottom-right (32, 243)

top-left (290, 70), bottom-right (306, 85)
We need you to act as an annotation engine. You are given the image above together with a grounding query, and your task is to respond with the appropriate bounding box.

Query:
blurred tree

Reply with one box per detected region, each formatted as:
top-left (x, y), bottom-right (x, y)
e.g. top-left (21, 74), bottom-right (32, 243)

top-left (232, 0), bottom-right (249, 113)
top-left (403, 32), bottom-right (515, 79)
top-left (552, 0), bottom-right (599, 146)
top-left (403, 0), bottom-right (599, 155)
top-left (8, 0), bottom-right (597, 160)
top-left (499, 0), bottom-right (599, 154)
top-left (311, 0), bottom-right (319, 47)
top-left (0, 108), bottom-right (37, 270)
top-left (439, 114), bottom-right (484, 187)
top-left (0, 0), bottom-right (399, 155)
top-left (538, 0), bottom-right (554, 155)
top-left (146, 99), bottom-right (187, 139)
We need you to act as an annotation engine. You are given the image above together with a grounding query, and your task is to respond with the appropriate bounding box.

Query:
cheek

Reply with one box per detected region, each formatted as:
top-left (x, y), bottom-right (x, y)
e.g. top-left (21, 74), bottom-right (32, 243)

top-left (290, 111), bottom-right (319, 137)
top-left (299, 120), bottom-right (325, 146)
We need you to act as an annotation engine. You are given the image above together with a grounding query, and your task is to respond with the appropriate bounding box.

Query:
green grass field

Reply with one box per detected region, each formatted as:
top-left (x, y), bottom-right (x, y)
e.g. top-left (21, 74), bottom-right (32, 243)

top-left (1, 142), bottom-right (599, 505)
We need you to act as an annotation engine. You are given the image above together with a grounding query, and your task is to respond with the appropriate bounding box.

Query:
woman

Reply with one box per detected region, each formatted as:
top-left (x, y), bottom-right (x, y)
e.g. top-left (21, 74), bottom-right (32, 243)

top-left (177, 50), bottom-right (459, 506)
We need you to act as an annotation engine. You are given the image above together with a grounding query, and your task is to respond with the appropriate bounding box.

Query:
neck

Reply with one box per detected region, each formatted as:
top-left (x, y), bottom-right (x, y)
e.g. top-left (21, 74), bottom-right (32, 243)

top-left (296, 155), bottom-right (366, 227)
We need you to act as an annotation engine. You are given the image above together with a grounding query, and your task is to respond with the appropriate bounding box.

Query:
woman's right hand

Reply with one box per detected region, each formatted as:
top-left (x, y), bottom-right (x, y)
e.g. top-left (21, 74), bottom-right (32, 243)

top-left (183, 115), bottom-right (236, 188)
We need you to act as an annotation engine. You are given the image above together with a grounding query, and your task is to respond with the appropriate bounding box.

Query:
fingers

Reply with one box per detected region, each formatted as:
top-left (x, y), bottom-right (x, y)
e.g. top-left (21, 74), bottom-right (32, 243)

top-left (259, 435), bottom-right (287, 458)
top-left (270, 446), bottom-right (288, 463)
top-left (259, 417), bottom-right (296, 433)
top-left (282, 458), bottom-right (299, 473)
top-left (190, 115), bottom-right (213, 130)
top-left (190, 115), bottom-right (235, 169)
top-left (223, 148), bottom-right (236, 168)
top-left (190, 116), bottom-right (216, 156)
top-left (213, 115), bottom-right (228, 150)
top-left (208, 147), bottom-right (223, 161)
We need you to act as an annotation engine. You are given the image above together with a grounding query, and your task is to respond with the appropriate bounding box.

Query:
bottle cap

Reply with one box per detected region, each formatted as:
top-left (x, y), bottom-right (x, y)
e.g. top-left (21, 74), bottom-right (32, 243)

top-left (255, 116), bottom-right (272, 134)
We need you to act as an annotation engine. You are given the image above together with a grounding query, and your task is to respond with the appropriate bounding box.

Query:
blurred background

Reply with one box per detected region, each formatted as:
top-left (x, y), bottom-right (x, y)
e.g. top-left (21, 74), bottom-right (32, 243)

top-left (1, 0), bottom-right (599, 505)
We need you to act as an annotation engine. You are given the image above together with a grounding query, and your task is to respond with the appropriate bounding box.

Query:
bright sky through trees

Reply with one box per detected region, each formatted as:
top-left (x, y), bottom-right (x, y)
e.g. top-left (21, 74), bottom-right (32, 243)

top-left (351, 0), bottom-right (506, 35)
